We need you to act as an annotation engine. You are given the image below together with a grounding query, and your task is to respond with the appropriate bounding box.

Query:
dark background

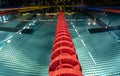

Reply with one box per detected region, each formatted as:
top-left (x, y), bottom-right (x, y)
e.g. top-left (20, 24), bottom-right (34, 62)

top-left (0, 0), bottom-right (120, 7)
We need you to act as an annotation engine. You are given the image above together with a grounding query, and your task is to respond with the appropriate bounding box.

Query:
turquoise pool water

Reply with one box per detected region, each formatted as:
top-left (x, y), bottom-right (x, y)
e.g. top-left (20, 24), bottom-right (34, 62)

top-left (0, 12), bottom-right (120, 76)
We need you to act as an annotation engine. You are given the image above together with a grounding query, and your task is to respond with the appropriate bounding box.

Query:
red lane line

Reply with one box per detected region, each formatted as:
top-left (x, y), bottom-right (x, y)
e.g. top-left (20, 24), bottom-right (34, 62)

top-left (0, 10), bottom-right (18, 15)
top-left (104, 9), bottom-right (120, 13)
top-left (49, 11), bottom-right (83, 76)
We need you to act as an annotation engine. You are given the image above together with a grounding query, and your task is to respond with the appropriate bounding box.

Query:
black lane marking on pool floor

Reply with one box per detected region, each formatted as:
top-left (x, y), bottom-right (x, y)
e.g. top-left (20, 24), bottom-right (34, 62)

top-left (0, 14), bottom-right (36, 34)
top-left (82, 11), bottom-right (120, 33)
top-left (88, 26), bottom-right (120, 33)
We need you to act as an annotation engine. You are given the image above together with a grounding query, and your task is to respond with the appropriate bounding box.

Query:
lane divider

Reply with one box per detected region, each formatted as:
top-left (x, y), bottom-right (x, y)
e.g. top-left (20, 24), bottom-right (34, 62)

top-left (88, 52), bottom-right (96, 65)
top-left (71, 20), bottom-right (96, 66)
top-left (71, 22), bottom-right (87, 47)
top-left (49, 11), bottom-right (83, 76)
top-left (81, 39), bottom-right (86, 47)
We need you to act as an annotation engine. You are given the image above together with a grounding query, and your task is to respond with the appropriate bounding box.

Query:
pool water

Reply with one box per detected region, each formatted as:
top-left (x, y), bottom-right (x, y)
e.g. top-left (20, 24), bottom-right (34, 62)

top-left (0, 12), bottom-right (120, 76)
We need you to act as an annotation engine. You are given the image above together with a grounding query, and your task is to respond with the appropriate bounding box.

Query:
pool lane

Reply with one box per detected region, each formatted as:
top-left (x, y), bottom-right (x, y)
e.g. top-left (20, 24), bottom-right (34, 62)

top-left (0, 13), bottom-right (57, 76)
top-left (68, 12), bottom-right (120, 76)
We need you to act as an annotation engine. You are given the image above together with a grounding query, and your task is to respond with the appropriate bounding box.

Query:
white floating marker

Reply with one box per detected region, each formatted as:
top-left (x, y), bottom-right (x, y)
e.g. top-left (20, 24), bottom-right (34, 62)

top-left (7, 40), bottom-right (11, 43)
top-left (93, 22), bottom-right (96, 25)
top-left (88, 52), bottom-right (96, 65)
top-left (81, 39), bottom-right (86, 46)
top-left (78, 35), bottom-right (81, 38)
top-left (87, 22), bottom-right (91, 25)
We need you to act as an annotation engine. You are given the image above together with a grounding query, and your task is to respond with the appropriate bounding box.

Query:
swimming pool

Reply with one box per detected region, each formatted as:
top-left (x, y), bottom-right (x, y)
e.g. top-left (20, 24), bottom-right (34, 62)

top-left (0, 12), bottom-right (120, 76)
